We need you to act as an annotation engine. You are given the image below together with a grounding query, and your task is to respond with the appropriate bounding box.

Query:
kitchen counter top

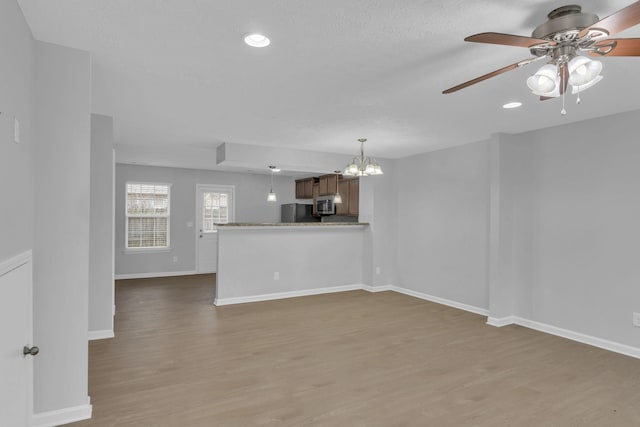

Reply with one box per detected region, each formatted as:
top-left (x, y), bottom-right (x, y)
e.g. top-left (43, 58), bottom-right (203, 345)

top-left (217, 222), bottom-right (369, 228)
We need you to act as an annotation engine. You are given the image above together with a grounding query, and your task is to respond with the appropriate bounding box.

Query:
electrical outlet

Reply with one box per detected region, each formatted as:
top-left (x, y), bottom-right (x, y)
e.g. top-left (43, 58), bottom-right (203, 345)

top-left (273, 272), bottom-right (279, 281)
top-left (633, 312), bottom-right (640, 327)
top-left (172, 256), bottom-right (178, 262)
top-left (375, 267), bottom-right (381, 275)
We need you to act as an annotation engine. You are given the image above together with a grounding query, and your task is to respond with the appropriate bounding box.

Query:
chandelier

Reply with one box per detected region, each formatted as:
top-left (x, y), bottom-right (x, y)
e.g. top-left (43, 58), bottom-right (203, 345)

top-left (343, 138), bottom-right (383, 177)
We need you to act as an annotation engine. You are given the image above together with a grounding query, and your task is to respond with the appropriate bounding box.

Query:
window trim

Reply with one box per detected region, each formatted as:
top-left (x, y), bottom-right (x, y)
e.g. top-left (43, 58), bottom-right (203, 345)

top-left (125, 181), bottom-right (172, 251)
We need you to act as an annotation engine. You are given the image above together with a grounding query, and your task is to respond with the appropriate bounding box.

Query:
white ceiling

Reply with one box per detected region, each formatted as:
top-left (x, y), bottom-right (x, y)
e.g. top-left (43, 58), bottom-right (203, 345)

top-left (17, 0), bottom-right (640, 161)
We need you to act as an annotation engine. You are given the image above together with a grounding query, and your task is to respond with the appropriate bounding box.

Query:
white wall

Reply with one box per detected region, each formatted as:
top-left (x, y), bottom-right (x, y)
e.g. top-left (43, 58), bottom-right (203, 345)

top-left (395, 110), bottom-right (640, 351)
top-left (216, 226), bottom-right (365, 303)
top-left (358, 158), bottom-right (397, 287)
top-left (396, 141), bottom-right (491, 311)
top-left (0, 0), bottom-right (35, 262)
top-left (523, 110), bottom-right (640, 348)
top-left (89, 114), bottom-right (114, 336)
top-left (115, 164), bottom-right (296, 276)
top-left (34, 41), bottom-right (92, 414)
top-left (488, 133), bottom-right (535, 320)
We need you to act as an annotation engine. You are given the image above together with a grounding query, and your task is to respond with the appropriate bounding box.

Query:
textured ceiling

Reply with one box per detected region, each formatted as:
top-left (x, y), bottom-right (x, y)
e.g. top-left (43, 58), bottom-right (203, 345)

top-left (17, 0), bottom-right (640, 160)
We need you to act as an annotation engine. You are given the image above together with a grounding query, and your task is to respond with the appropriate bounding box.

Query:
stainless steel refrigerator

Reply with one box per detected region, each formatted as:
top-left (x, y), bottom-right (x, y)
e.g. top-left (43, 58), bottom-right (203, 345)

top-left (281, 203), bottom-right (316, 223)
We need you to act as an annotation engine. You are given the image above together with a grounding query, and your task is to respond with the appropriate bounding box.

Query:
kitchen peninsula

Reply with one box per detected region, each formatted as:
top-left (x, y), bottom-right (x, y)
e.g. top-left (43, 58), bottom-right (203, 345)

top-left (214, 222), bottom-right (369, 305)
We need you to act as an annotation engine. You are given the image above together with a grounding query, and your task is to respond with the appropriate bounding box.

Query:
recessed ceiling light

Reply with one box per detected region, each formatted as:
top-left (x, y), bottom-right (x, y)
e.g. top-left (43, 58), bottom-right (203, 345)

top-left (244, 33), bottom-right (270, 48)
top-left (503, 102), bottom-right (523, 109)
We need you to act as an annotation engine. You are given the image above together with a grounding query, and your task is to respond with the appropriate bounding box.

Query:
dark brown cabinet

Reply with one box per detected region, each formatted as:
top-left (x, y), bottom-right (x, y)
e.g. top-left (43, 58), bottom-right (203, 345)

top-left (335, 180), bottom-right (350, 215)
top-left (296, 175), bottom-right (358, 216)
top-left (312, 182), bottom-right (320, 216)
top-left (319, 174), bottom-right (338, 196)
top-left (348, 179), bottom-right (359, 216)
top-left (295, 180), bottom-right (305, 199)
top-left (295, 178), bottom-right (316, 199)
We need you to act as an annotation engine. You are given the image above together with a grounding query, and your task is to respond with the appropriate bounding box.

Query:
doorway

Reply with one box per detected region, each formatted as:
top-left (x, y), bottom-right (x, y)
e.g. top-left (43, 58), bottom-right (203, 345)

top-left (196, 184), bottom-right (235, 274)
top-left (0, 251), bottom-right (33, 427)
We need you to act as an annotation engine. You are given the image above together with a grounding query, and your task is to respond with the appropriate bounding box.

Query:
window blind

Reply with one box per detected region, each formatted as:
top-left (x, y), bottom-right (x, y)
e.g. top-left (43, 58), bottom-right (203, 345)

top-left (126, 183), bottom-right (170, 248)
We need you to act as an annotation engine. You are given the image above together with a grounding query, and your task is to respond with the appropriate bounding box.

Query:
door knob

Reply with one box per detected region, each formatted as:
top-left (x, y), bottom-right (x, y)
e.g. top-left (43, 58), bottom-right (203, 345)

top-left (23, 345), bottom-right (39, 356)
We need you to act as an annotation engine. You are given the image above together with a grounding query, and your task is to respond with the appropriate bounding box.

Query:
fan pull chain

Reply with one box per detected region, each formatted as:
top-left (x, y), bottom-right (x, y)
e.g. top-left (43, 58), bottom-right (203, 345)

top-left (561, 89), bottom-right (567, 116)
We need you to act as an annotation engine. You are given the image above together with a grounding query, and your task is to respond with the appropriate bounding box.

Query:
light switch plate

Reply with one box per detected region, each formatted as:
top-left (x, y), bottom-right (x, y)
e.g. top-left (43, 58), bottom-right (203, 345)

top-left (633, 312), bottom-right (640, 327)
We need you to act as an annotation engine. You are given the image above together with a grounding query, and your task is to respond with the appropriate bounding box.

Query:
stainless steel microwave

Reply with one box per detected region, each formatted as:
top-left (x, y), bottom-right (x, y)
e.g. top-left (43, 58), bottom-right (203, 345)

top-left (316, 196), bottom-right (335, 215)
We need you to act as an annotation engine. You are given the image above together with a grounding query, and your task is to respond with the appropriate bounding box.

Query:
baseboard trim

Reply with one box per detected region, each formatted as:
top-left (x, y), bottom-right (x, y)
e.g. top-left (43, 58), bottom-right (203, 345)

top-left (486, 316), bottom-right (517, 327)
top-left (391, 286), bottom-right (490, 316)
top-left (213, 282), bottom-right (640, 359)
top-left (115, 270), bottom-right (197, 280)
top-left (515, 317), bottom-right (640, 360)
top-left (88, 329), bottom-right (114, 340)
top-left (32, 398), bottom-right (92, 427)
top-left (214, 284), bottom-right (364, 306)
top-left (361, 284), bottom-right (393, 293)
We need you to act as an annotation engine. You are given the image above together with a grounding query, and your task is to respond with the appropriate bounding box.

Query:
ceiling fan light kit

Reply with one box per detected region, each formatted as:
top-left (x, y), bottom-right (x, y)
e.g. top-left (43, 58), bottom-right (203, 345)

top-left (527, 64), bottom-right (559, 93)
top-left (567, 56), bottom-right (602, 86)
top-left (443, 1), bottom-right (640, 114)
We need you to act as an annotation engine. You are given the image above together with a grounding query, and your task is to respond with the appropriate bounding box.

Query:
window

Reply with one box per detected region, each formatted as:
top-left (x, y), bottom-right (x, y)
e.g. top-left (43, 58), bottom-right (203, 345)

top-left (199, 185), bottom-right (234, 232)
top-left (126, 183), bottom-right (170, 249)
top-left (203, 192), bottom-right (228, 231)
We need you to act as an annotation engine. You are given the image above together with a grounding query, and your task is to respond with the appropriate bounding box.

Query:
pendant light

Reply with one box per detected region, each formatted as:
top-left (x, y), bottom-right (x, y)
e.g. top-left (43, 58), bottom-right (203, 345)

top-left (267, 166), bottom-right (278, 202)
top-left (343, 138), bottom-right (383, 177)
top-left (333, 171), bottom-right (342, 204)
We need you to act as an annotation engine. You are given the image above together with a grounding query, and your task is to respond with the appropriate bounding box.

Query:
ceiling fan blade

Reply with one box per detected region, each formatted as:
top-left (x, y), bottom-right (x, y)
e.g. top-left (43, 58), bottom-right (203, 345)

top-left (540, 96), bottom-right (555, 101)
top-left (579, 1), bottom-right (640, 38)
top-left (443, 57), bottom-right (542, 94)
top-left (559, 63), bottom-right (568, 95)
top-left (465, 32), bottom-right (556, 48)
top-left (589, 38), bottom-right (640, 56)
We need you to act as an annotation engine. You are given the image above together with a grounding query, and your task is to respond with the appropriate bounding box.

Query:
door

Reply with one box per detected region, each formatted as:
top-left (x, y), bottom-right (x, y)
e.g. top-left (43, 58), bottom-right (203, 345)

top-left (196, 185), bottom-right (235, 273)
top-left (0, 251), bottom-right (34, 427)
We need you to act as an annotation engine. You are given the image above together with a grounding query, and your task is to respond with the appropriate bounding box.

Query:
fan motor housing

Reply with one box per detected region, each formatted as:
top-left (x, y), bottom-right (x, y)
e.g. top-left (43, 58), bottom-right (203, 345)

top-left (531, 5), bottom-right (599, 41)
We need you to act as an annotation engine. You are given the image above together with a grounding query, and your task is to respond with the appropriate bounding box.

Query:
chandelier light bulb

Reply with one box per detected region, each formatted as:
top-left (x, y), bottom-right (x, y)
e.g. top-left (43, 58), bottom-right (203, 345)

top-left (365, 163), bottom-right (375, 175)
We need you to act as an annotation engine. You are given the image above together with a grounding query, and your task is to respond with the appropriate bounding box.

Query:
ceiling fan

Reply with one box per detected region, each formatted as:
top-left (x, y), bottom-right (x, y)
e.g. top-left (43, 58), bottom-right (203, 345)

top-left (443, 1), bottom-right (640, 113)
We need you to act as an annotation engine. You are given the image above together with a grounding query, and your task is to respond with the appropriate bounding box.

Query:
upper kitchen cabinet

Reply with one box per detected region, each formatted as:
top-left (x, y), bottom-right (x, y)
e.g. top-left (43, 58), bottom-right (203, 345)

top-left (318, 174), bottom-right (339, 196)
top-left (295, 177), bottom-right (316, 199)
top-left (335, 179), bottom-right (350, 216)
top-left (334, 177), bottom-right (358, 216)
top-left (296, 175), bottom-right (358, 216)
top-left (348, 179), bottom-right (359, 216)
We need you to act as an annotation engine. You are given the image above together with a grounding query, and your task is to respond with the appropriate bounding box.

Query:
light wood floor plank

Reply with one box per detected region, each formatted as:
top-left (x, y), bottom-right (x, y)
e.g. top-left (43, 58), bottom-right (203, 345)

top-left (70, 275), bottom-right (640, 426)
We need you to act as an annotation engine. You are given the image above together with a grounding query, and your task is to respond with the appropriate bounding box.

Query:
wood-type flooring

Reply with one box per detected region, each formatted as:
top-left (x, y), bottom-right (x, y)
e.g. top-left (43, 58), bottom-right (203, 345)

top-left (70, 274), bottom-right (640, 426)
